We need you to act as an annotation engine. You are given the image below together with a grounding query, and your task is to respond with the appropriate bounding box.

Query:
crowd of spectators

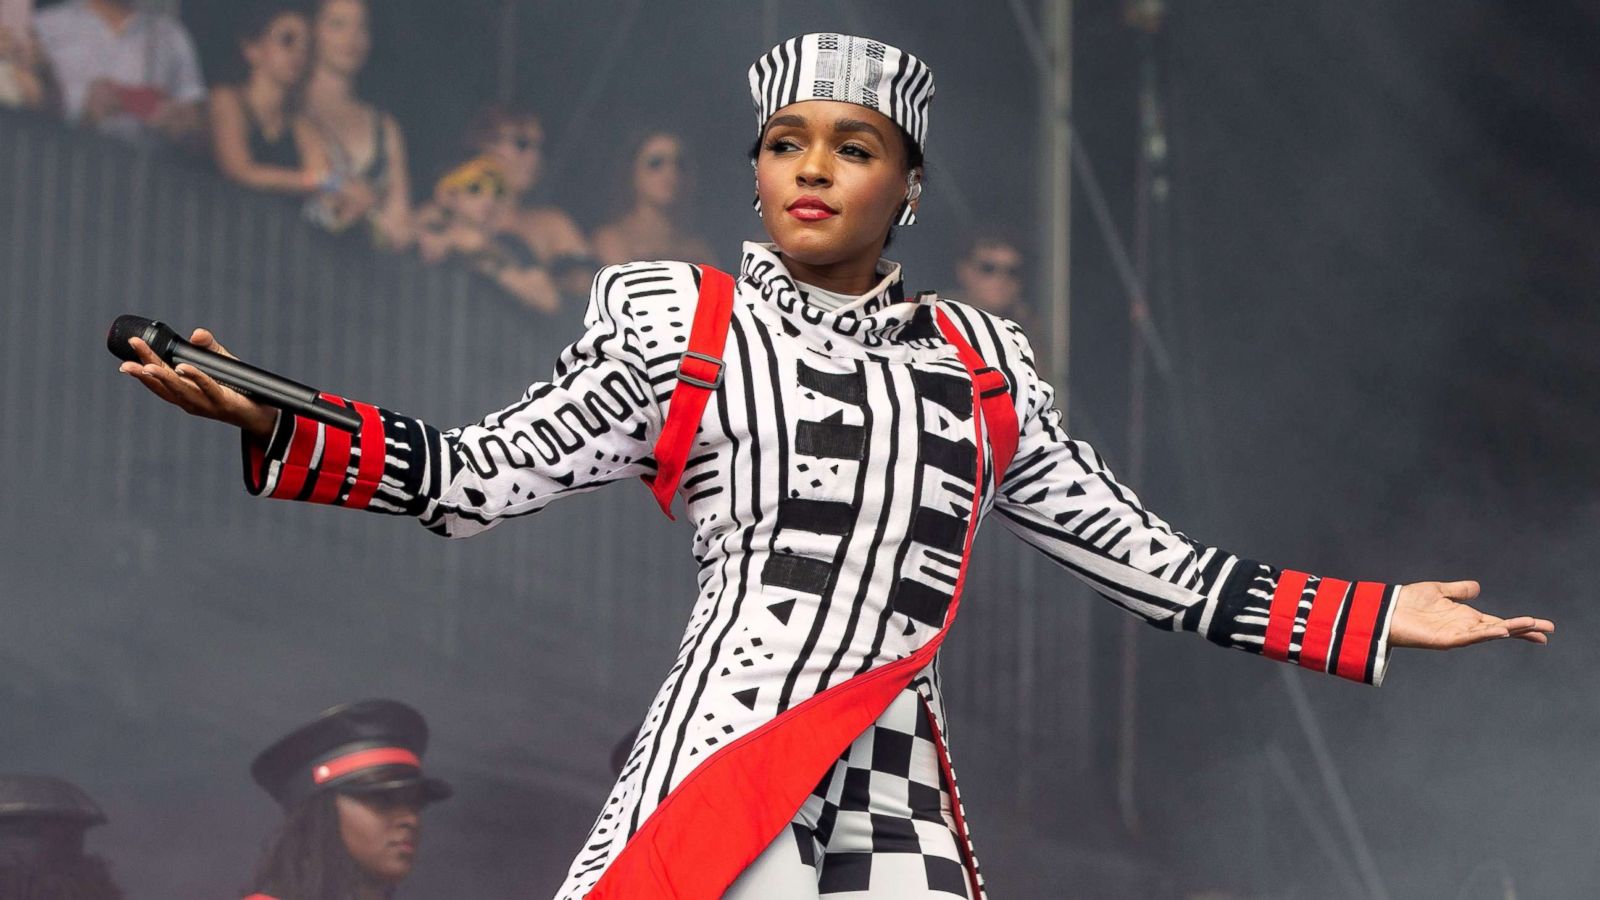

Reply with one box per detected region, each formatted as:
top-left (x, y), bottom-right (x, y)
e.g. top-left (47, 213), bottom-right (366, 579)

top-left (1, 0), bottom-right (1033, 321)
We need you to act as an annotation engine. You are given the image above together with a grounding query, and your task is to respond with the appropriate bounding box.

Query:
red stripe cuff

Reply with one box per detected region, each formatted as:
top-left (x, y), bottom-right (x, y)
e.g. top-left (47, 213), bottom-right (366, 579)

top-left (270, 415), bottom-right (321, 500)
top-left (1263, 569), bottom-right (1309, 661)
top-left (342, 401), bottom-right (386, 510)
top-left (1298, 577), bottom-right (1351, 673)
top-left (1335, 581), bottom-right (1389, 682)
top-left (305, 397), bottom-right (354, 505)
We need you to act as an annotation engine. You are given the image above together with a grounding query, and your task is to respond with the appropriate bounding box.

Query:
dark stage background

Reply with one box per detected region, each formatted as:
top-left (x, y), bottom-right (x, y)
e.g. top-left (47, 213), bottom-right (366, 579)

top-left (2, 1), bottom-right (1596, 898)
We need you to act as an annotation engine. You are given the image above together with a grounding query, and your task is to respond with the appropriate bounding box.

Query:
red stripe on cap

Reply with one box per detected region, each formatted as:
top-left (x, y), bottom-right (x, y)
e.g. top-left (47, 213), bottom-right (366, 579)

top-left (1298, 577), bottom-right (1350, 673)
top-left (1335, 581), bottom-right (1387, 681)
top-left (1263, 569), bottom-right (1309, 661)
top-left (311, 747), bottom-right (420, 785)
top-left (306, 395), bottom-right (354, 505)
top-left (341, 401), bottom-right (386, 510)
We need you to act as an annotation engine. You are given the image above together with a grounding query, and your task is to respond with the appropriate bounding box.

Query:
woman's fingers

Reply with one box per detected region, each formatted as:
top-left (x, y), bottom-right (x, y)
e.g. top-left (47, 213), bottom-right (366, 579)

top-left (128, 336), bottom-right (165, 367)
top-left (175, 363), bottom-right (235, 411)
top-left (126, 365), bottom-right (184, 407)
top-left (144, 360), bottom-right (207, 408)
top-left (190, 327), bottom-right (239, 360)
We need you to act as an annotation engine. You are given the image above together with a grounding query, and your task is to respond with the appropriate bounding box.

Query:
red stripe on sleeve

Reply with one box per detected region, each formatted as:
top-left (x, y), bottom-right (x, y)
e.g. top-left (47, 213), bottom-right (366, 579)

top-left (1263, 569), bottom-right (1310, 661)
top-left (269, 416), bottom-right (319, 499)
top-left (305, 396), bottom-right (354, 505)
top-left (342, 401), bottom-right (386, 510)
top-left (1298, 577), bottom-right (1350, 673)
top-left (1335, 581), bottom-right (1387, 681)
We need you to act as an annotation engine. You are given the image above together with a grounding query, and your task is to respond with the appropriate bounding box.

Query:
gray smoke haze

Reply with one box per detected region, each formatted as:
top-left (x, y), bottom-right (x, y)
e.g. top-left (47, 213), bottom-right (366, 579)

top-left (2, 1), bottom-right (1595, 898)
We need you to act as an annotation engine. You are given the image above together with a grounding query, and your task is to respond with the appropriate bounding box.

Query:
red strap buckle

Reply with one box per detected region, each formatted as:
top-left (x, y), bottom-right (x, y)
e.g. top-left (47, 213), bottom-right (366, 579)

top-left (973, 365), bottom-right (1009, 399)
top-left (677, 351), bottom-right (724, 390)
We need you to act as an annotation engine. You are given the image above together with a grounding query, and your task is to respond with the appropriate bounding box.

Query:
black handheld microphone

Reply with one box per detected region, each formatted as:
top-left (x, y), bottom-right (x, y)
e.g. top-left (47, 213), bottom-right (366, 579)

top-left (107, 315), bottom-right (363, 433)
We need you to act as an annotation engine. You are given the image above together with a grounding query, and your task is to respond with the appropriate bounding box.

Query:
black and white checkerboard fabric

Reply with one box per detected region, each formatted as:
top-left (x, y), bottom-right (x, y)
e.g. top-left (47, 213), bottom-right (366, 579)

top-left (726, 686), bottom-right (975, 898)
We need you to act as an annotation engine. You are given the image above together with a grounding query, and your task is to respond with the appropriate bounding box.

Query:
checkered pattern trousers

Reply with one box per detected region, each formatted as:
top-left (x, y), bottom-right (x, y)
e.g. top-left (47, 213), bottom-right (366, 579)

top-left (725, 687), bottom-right (977, 899)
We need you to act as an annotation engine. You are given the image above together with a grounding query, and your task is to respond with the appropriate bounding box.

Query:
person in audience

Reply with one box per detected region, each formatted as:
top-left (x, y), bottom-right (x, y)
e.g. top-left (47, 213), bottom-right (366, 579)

top-left (242, 699), bottom-right (450, 900)
top-left (415, 156), bottom-right (561, 314)
top-left (0, 774), bottom-right (123, 900)
top-left (954, 226), bottom-right (1036, 333)
top-left (34, 0), bottom-right (205, 148)
top-left (467, 105), bottom-right (595, 300)
top-left (0, 21), bottom-right (58, 112)
top-left (302, 0), bottom-right (410, 249)
top-left (209, 2), bottom-right (333, 200)
top-left (592, 129), bottom-right (714, 267)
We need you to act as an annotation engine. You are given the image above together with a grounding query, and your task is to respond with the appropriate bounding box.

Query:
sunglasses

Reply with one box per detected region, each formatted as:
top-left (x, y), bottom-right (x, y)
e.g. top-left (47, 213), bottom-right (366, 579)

top-left (462, 180), bottom-right (506, 198)
top-left (974, 260), bottom-right (1021, 279)
top-left (500, 133), bottom-right (540, 153)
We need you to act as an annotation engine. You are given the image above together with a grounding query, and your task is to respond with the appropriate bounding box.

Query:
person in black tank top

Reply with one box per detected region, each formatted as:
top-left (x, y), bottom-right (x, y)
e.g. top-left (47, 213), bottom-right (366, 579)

top-left (209, 2), bottom-right (332, 198)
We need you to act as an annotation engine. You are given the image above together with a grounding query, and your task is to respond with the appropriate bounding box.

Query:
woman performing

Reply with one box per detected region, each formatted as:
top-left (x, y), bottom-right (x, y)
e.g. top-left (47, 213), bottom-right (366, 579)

top-left (115, 33), bottom-right (1552, 900)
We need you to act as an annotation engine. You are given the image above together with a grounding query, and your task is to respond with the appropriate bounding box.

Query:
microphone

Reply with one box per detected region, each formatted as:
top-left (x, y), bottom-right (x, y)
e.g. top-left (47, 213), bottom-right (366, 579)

top-left (107, 315), bottom-right (363, 433)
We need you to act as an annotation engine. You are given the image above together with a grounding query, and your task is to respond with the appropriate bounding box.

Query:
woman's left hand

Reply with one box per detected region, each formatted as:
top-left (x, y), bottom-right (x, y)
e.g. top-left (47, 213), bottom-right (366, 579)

top-left (1388, 580), bottom-right (1554, 650)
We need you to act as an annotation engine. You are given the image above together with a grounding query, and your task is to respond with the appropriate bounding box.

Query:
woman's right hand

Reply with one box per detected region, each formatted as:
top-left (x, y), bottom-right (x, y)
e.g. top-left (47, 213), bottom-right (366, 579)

top-left (118, 327), bottom-right (278, 442)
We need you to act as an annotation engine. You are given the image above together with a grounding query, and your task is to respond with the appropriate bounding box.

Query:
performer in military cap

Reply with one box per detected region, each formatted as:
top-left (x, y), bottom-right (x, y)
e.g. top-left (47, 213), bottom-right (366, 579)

top-left (242, 699), bottom-right (450, 900)
top-left (0, 775), bottom-right (123, 900)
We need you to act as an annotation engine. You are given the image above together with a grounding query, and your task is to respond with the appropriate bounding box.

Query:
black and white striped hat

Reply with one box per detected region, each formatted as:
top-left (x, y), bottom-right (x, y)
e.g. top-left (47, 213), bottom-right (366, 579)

top-left (749, 33), bottom-right (935, 225)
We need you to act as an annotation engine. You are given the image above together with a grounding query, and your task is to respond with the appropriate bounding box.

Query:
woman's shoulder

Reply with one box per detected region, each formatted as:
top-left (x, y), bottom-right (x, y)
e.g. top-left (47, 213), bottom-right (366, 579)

top-left (586, 261), bottom-right (708, 359)
top-left (595, 258), bottom-right (704, 291)
top-left (591, 259), bottom-right (705, 311)
top-left (936, 296), bottom-right (1045, 380)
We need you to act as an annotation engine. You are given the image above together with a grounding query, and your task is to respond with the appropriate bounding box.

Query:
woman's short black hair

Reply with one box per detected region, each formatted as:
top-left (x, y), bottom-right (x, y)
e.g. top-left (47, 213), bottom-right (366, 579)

top-left (748, 123), bottom-right (925, 250)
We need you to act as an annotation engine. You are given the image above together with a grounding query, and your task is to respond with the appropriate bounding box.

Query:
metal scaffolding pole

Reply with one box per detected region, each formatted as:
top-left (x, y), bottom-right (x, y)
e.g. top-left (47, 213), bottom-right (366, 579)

top-left (497, 0), bottom-right (519, 107)
top-left (1042, 0), bottom-right (1074, 411)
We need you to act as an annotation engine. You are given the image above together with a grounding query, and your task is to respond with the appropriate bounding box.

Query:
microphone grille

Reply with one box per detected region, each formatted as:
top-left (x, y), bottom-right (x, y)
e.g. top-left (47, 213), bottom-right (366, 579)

top-left (106, 315), bottom-right (156, 362)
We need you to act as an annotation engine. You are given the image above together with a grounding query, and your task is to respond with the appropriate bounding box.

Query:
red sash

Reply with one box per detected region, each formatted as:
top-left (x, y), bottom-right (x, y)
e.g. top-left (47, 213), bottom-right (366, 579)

top-left (608, 286), bottom-right (1018, 899)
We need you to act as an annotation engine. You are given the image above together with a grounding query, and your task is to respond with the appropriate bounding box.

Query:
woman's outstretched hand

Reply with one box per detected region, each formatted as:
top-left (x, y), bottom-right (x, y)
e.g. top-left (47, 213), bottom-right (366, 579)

top-left (1388, 580), bottom-right (1554, 650)
top-left (118, 327), bottom-right (278, 442)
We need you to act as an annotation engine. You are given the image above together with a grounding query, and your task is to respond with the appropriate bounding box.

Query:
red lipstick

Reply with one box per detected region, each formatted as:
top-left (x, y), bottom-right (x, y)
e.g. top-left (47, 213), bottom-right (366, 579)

top-left (786, 195), bottom-right (837, 221)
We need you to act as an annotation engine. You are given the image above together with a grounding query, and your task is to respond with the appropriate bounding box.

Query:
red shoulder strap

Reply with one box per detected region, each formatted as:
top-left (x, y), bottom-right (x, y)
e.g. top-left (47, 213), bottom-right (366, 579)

top-left (646, 266), bottom-right (736, 520)
top-left (935, 308), bottom-right (1019, 486)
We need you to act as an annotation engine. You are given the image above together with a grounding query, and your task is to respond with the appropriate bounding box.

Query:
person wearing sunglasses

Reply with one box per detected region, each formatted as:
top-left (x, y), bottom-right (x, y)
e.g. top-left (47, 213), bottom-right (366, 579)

top-left (415, 156), bottom-right (561, 314)
top-left (592, 129), bottom-right (715, 269)
top-left (954, 229), bottom-right (1025, 314)
top-left (464, 105), bottom-right (596, 305)
top-left (209, 2), bottom-right (336, 201)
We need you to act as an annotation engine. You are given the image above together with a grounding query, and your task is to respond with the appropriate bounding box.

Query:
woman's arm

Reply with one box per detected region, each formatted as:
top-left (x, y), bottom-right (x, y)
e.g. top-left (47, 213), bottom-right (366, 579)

top-left (118, 265), bottom-right (672, 539)
top-left (372, 112), bottom-right (413, 249)
top-left (209, 88), bottom-right (322, 195)
top-left (965, 310), bottom-right (1551, 685)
